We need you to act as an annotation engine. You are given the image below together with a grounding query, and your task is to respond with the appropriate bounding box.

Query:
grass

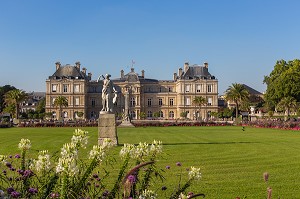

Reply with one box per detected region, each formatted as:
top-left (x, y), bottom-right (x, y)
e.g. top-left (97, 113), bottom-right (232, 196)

top-left (1, 126), bottom-right (300, 198)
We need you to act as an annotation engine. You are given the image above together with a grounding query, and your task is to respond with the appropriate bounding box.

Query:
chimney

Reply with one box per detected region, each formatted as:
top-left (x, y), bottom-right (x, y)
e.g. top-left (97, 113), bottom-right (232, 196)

top-left (184, 62), bottom-right (189, 72)
top-left (173, 73), bottom-right (177, 81)
top-left (204, 62), bottom-right (208, 68)
top-left (178, 68), bottom-right (183, 77)
top-left (121, 70), bottom-right (124, 78)
top-left (141, 70), bottom-right (145, 78)
top-left (131, 68), bottom-right (134, 72)
top-left (82, 67), bottom-right (87, 75)
top-left (88, 72), bottom-right (92, 80)
top-left (75, 61), bottom-right (81, 70)
top-left (55, 62), bottom-right (61, 70)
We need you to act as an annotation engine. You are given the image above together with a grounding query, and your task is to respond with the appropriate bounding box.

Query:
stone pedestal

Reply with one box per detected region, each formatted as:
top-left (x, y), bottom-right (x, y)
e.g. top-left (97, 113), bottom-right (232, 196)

top-left (98, 112), bottom-right (118, 145)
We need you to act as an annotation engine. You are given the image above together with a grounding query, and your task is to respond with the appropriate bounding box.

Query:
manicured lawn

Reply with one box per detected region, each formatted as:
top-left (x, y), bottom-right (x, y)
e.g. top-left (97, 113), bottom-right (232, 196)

top-left (1, 126), bottom-right (300, 198)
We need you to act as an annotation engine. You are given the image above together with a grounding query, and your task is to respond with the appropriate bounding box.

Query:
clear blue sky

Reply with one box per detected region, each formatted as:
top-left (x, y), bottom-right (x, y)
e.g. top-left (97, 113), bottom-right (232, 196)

top-left (1, 0), bottom-right (300, 94)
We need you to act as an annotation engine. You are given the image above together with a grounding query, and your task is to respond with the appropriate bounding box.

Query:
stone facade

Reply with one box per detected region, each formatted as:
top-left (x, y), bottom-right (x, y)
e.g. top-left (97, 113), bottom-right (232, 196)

top-left (45, 61), bottom-right (218, 120)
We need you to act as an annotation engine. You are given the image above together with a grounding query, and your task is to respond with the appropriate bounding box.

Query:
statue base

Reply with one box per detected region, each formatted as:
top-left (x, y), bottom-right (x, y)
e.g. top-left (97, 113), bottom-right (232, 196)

top-left (98, 113), bottom-right (118, 146)
top-left (118, 120), bottom-right (135, 128)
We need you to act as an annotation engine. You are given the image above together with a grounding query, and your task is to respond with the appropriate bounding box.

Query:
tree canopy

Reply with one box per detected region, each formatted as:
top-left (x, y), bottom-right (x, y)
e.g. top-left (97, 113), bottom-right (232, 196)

top-left (225, 83), bottom-right (250, 119)
top-left (264, 59), bottom-right (300, 110)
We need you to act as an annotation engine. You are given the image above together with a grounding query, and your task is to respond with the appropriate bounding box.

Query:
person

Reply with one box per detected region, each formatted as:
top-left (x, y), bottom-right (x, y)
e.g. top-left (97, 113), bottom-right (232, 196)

top-left (98, 74), bottom-right (117, 112)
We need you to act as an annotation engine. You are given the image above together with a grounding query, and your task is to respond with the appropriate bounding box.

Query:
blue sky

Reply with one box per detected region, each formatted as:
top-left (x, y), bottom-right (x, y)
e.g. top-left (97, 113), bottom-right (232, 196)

top-left (1, 0), bottom-right (300, 94)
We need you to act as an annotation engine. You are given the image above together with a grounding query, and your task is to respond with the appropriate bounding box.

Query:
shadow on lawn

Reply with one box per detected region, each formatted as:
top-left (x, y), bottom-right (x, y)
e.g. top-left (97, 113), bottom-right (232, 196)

top-left (161, 141), bottom-right (260, 145)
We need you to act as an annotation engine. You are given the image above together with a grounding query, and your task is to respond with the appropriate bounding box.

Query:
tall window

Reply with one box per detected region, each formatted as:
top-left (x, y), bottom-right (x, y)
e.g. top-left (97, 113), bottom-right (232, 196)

top-left (130, 110), bottom-right (136, 119)
top-left (169, 98), bottom-right (174, 106)
top-left (63, 111), bottom-right (68, 118)
top-left (51, 97), bottom-right (56, 106)
top-left (196, 84), bottom-right (201, 92)
top-left (75, 97), bottom-right (80, 106)
top-left (147, 98), bottom-right (152, 107)
top-left (207, 84), bottom-right (212, 93)
top-left (159, 98), bottom-right (163, 106)
top-left (147, 111), bottom-right (153, 118)
top-left (52, 84), bottom-right (57, 92)
top-left (91, 98), bottom-right (96, 107)
top-left (185, 97), bottom-right (191, 105)
top-left (74, 84), bottom-right (80, 93)
top-left (130, 97), bottom-right (136, 107)
top-left (91, 111), bottom-right (96, 118)
top-left (169, 87), bottom-right (172, 92)
top-left (169, 111), bottom-right (174, 119)
top-left (63, 84), bottom-right (68, 93)
top-left (159, 111), bottom-right (164, 118)
top-left (185, 85), bottom-right (190, 92)
top-left (207, 97), bottom-right (212, 106)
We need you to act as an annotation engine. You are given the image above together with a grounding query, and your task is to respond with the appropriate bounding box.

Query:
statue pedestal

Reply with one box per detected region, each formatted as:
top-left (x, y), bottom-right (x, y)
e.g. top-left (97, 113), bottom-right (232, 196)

top-left (118, 120), bottom-right (135, 128)
top-left (98, 112), bottom-right (118, 146)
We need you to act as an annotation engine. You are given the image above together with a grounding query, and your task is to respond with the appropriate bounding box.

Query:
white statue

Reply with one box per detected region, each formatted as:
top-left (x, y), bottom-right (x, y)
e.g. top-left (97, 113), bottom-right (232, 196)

top-left (97, 74), bottom-right (117, 113)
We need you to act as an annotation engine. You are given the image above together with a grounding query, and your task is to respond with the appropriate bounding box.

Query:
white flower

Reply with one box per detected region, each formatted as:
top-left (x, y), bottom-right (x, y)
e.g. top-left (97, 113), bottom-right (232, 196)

top-left (18, 138), bottom-right (31, 150)
top-left (178, 193), bottom-right (188, 199)
top-left (56, 157), bottom-right (78, 176)
top-left (71, 129), bottom-right (89, 148)
top-left (149, 140), bottom-right (163, 155)
top-left (119, 143), bottom-right (135, 159)
top-left (101, 138), bottom-right (114, 149)
top-left (138, 189), bottom-right (157, 199)
top-left (188, 166), bottom-right (201, 180)
top-left (132, 142), bottom-right (149, 160)
top-left (89, 145), bottom-right (105, 161)
top-left (61, 143), bottom-right (78, 158)
top-left (0, 155), bottom-right (7, 165)
top-left (30, 150), bottom-right (51, 174)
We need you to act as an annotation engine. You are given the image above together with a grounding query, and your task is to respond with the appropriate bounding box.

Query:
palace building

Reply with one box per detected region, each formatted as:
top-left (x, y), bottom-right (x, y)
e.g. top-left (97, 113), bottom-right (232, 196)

top-left (45, 61), bottom-right (218, 120)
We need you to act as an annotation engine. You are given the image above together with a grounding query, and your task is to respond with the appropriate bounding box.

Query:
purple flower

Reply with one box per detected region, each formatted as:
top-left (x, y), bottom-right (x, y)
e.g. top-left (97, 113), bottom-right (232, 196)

top-left (166, 165), bottom-right (170, 169)
top-left (23, 170), bottom-right (33, 178)
top-left (5, 162), bottom-right (12, 168)
top-left (92, 174), bottom-right (99, 178)
top-left (95, 183), bottom-right (100, 188)
top-left (176, 162), bottom-right (182, 166)
top-left (9, 155), bottom-right (12, 158)
top-left (50, 193), bottom-right (59, 198)
top-left (7, 187), bottom-right (15, 194)
top-left (127, 175), bottom-right (136, 184)
top-left (10, 191), bottom-right (21, 198)
top-left (28, 187), bottom-right (38, 194)
top-left (14, 154), bottom-right (21, 159)
top-left (17, 169), bottom-right (24, 175)
top-left (2, 170), bottom-right (7, 175)
top-left (162, 186), bottom-right (167, 190)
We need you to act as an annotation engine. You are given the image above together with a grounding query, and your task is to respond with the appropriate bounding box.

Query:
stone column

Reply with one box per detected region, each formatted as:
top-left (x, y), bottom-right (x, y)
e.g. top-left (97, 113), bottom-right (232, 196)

top-left (98, 113), bottom-right (118, 145)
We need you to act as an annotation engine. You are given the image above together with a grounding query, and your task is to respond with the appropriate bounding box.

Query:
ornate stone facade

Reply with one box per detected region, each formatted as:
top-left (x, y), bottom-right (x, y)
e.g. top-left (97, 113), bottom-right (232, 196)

top-left (45, 61), bottom-right (218, 120)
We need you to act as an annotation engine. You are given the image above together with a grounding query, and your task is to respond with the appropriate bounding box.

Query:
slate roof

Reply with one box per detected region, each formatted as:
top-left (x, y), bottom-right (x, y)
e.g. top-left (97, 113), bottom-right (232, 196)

top-left (182, 64), bottom-right (215, 79)
top-left (242, 84), bottom-right (263, 95)
top-left (49, 65), bottom-right (87, 79)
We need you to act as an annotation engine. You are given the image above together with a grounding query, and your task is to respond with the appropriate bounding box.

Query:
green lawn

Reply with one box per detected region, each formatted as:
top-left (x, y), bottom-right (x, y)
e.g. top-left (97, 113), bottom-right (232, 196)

top-left (1, 126), bottom-right (300, 198)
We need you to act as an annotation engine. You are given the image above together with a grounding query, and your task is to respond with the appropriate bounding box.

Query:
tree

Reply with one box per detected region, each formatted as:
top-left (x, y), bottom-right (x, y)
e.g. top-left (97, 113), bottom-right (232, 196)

top-left (139, 112), bottom-right (146, 120)
top-left (192, 96), bottom-right (207, 121)
top-left (276, 96), bottom-right (297, 120)
top-left (225, 83), bottom-right (250, 119)
top-left (0, 85), bottom-right (16, 113)
top-left (53, 96), bottom-right (68, 120)
top-left (180, 111), bottom-right (188, 119)
top-left (4, 89), bottom-right (28, 119)
top-left (264, 59), bottom-right (300, 110)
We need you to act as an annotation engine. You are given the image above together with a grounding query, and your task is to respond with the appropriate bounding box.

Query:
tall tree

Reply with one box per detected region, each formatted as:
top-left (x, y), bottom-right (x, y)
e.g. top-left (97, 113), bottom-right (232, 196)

top-left (192, 96), bottom-right (207, 120)
top-left (225, 83), bottom-right (250, 119)
top-left (4, 89), bottom-right (27, 119)
top-left (264, 59), bottom-right (300, 110)
top-left (276, 96), bottom-right (297, 120)
top-left (53, 96), bottom-right (68, 120)
top-left (0, 85), bottom-right (16, 113)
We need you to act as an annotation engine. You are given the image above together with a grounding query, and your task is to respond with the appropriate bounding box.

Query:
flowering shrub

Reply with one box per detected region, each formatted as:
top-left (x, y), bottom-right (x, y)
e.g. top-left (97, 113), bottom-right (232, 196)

top-left (0, 129), bottom-right (203, 199)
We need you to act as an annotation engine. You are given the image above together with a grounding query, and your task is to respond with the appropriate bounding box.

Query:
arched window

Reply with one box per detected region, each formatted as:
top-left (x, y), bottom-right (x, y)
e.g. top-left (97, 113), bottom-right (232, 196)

top-left (147, 111), bottom-right (153, 118)
top-left (159, 111), bottom-right (164, 118)
top-left (91, 111), bottom-right (96, 119)
top-left (169, 111), bottom-right (174, 119)
top-left (130, 110), bottom-right (136, 119)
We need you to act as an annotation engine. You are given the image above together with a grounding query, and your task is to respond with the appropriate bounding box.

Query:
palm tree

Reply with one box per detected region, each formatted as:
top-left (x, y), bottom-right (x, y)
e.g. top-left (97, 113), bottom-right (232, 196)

top-left (192, 96), bottom-right (207, 120)
top-left (53, 96), bottom-right (68, 120)
top-left (276, 96), bottom-right (297, 120)
top-left (225, 83), bottom-right (250, 119)
top-left (4, 89), bottom-right (28, 119)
